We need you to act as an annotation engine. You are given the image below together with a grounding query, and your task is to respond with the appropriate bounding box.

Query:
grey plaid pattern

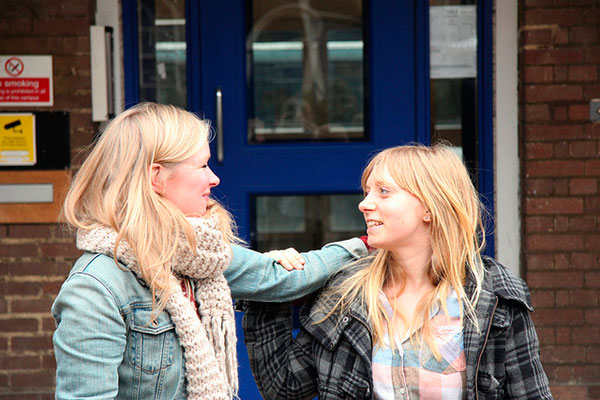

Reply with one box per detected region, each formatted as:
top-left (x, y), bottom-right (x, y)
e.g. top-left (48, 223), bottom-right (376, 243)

top-left (243, 256), bottom-right (553, 400)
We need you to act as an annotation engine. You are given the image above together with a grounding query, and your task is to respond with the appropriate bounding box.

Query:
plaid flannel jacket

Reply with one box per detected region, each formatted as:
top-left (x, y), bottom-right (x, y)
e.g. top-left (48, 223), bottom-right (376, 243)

top-left (242, 256), bottom-right (553, 400)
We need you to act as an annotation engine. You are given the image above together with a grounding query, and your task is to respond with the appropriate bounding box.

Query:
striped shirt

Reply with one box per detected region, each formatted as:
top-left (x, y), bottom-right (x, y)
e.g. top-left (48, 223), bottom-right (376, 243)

top-left (372, 290), bottom-right (466, 400)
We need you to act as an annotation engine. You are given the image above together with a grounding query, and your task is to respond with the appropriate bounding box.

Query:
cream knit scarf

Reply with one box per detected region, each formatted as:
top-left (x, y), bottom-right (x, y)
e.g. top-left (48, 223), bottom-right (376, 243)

top-left (76, 216), bottom-right (237, 400)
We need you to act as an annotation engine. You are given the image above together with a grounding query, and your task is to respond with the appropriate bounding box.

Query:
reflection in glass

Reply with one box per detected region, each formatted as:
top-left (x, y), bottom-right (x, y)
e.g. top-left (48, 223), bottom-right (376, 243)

top-left (138, 0), bottom-right (186, 108)
top-left (429, 0), bottom-right (477, 167)
top-left (247, 0), bottom-right (365, 143)
top-left (254, 194), bottom-right (364, 252)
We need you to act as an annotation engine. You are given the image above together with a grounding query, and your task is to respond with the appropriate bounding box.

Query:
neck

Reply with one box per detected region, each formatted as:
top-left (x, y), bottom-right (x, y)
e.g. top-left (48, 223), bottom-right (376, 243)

top-left (386, 245), bottom-right (433, 295)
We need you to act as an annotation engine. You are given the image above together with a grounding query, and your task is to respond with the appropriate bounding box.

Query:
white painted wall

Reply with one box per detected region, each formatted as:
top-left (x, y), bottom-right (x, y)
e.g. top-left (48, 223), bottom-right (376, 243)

top-left (494, 1), bottom-right (521, 276)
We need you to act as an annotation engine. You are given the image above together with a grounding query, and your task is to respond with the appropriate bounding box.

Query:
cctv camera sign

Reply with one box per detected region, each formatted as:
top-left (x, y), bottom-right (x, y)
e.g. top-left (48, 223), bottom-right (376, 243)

top-left (0, 113), bottom-right (36, 166)
top-left (0, 56), bottom-right (53, 106)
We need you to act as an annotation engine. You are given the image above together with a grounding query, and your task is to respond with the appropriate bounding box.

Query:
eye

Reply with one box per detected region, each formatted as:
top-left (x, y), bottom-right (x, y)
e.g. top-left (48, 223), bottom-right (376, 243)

top-left (379, 187), bottom-right (390, 195)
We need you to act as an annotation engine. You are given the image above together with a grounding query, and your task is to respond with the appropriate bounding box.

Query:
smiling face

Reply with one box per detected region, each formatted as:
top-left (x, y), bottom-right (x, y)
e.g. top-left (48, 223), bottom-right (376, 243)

top-left (152, 142), bottom-right (220, 217)
top-left (358, 167), bottom-right (431, 253)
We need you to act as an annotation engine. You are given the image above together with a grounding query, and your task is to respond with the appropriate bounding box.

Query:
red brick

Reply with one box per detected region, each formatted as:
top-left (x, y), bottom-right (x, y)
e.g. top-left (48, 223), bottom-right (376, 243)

top-left (32, 18), bottom-right (90, 36)
top-left (0, 318), bottom-right (38, 333)
top-left (540, 345), bottom-right (586, 362)
top-left (528, 272), bottom-right (584, 289)
top-left (0, 355), bottom-right (40, 370)
top-left (524, 104), bottom-right (552, 121)
top-left (568, 65), bottom-right (598, 82)
top-left (525, 142), bottom-right (553, 159)
top-left (527, 234), bottom-right (584, 251)
top-left (584, 84), bottom-right (600, 99)
top-left (525, 125), bottom-right (584, 141)
top-left (584, 235), bottom-right (600, 251)
top-left (8, 224), bottom-right (53, 239)
top-left (9, 262), bottom-right (56, 276)
top-left (550, 385), bottom-right (589, 400)
top-left (571, 26), bottom-right (598, 44)
top-left (522, 28), bottom-right (553, 46)
top-left (554, 142), bottom-right (569, 158)
top-left (555, 326), bottom-right (572, 344)
top-left (525, 8), bottom-right (584, 26)
top-left (554, 216), bottom-right (569, 232)
top-left (532, 290), bottom-right (555, 307)
top-left (11, 336), bottom-right (53, 352)
top-left (569, 216), bottom-right (599, 232)
top-left (554, 105), bottom-right (568, 120)
top-left (523, 49), bottom-right (584, 66)
top-left (585, 272), bottom-right (600, 288)
top-left (526, 216), bottom-right (554, 233)
top-left (570, 291), bottom-right (599, 307)
top-left (1, 281), bottom-right (41, 296)
top-left (10, 299), bottom-right (54, 314)
top-left (571, 252), bottom-right (599, 269)
top-left (567, 104), bottom-right (590, 121)
top-left (569, 178), bottom-right (598, 195)
top-left (9, 370), bottom-right (55, 388)
top-left (585, 160), bottom-right (600, 176)
top-left (526, 160), bottom-right (584, 177)
top-left (0, 244), bottom-right (38, 257)
top-left (525, 84), bottom-right (583, 102)
top-left (40, 242), bottom-right (81, 258)
top-left (573, 365), bottom-right (600, 382)
top-left (585, 197), bottom-right (600, 213)
top-left (526, 198), bottom-right (584, 215)
top-left (523, 66), bottom-right (554, 83)
top-left (525, 178), bottom-right (554, 196)
top-left (525, 253), bottom-right (554, 270)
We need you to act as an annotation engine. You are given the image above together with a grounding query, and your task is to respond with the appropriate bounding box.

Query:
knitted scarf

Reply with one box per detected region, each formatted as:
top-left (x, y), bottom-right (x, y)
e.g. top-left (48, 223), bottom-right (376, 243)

top-left (76, 216), bottom-right (237, 400)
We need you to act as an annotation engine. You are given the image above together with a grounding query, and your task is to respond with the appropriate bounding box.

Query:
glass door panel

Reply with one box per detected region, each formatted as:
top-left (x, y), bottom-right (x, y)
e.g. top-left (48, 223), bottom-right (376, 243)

top-left (429, 1), bottom-right (478, 171)
top-left (137, 0), bottom-right (187, 107)
top-left (254, 193), bottom-right (365, 252)
top-left (247, 1), bottom-right (365, 143)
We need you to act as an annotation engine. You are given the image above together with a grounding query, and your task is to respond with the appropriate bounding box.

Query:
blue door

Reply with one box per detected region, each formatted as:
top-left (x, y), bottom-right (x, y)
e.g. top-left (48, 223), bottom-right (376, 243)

top-left (189, 3), bottom-right (427, 397)
top-left (124, 1), bottom-right (430, 397)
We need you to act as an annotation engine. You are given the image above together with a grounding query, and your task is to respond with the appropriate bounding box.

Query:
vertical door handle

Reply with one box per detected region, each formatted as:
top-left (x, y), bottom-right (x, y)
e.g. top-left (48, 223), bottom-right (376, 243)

top-left (216, 88), bottom-right (224, 163)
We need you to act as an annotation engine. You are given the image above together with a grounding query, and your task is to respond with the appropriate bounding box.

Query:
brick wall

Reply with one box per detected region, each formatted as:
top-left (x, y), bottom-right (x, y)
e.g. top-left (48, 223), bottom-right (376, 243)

top-left (520, 1), bottom-right (600, 399)
top-left (0, 1), bottom-right (95, 398)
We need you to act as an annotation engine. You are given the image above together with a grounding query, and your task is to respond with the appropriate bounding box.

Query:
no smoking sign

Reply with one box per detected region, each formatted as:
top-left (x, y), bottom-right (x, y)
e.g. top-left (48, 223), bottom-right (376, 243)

top-left (0, 55), bottom-right (53, 106)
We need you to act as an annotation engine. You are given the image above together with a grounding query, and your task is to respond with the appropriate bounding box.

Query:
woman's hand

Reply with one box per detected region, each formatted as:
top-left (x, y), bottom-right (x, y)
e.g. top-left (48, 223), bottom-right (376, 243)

top-left (263, 248), bottom-right (306, 271)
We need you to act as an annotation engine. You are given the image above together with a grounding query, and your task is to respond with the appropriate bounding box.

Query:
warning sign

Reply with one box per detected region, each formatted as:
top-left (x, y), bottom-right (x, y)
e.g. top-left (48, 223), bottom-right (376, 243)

top-left (0, 56), bottom-right (53, 107)
top-left (0, 113), bottom-right (36, 166)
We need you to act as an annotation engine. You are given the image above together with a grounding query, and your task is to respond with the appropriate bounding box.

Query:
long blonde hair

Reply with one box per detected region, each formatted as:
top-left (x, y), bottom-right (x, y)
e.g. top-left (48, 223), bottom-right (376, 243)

top-left (62, 102), bottom-right (238, 313)
top-left (323, 144), bottom-right (486, 358)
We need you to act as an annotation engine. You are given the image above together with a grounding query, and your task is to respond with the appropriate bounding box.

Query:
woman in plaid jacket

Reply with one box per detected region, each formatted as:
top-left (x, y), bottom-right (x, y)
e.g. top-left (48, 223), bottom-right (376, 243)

top-left (243, 144), bottom-right (552, 400)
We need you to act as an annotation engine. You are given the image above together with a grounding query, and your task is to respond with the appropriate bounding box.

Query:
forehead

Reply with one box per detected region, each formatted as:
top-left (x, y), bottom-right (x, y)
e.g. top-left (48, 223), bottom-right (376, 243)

top-left (365, 166), bottom-right (397, 186)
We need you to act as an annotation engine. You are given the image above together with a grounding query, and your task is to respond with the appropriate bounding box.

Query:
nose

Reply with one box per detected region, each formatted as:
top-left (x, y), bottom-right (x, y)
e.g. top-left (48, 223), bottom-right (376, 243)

top-left (208, 167), bottom-right (220, 187)
top-left (358, 193), bottom-right (375, 213)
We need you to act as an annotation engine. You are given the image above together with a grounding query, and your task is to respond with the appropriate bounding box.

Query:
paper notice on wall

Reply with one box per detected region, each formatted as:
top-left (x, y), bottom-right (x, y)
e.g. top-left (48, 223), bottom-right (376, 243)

top-left (0, 113), bottom-right (36, 166)
top-left (430, 6), bottom-right (477, 79)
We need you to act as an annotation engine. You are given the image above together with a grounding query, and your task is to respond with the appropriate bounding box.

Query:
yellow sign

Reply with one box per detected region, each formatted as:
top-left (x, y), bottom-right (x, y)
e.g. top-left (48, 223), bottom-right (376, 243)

top-left (0, 113), bottom-right (36, 166)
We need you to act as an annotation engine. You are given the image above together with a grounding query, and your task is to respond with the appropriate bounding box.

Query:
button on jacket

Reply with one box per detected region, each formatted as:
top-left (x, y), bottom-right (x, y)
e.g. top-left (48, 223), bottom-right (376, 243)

top-left (242, 256), bottom-right (553, 400)
top-left (52, 239), bottom-right (366, 399)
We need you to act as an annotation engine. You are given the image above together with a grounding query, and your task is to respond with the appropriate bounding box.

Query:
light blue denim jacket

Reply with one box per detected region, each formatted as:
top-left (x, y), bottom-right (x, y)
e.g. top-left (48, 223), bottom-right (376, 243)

top-left (52, 239), bottom-right (366, 399)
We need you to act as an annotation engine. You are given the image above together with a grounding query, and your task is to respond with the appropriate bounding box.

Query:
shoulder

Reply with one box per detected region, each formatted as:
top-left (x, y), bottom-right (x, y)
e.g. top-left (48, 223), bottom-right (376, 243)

top-left (61, 252), bottom-right (147, 308)
top-left (480, 256), bottom-right (533, 311)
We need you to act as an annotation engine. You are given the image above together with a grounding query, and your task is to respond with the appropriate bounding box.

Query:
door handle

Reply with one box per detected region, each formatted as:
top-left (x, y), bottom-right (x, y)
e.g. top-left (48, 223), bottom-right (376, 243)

top-left (216, 88), bottom-right (224, 163)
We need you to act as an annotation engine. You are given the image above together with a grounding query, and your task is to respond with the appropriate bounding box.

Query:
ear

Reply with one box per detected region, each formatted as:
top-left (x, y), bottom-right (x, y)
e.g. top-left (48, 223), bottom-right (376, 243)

top-left (423, 210), bottom-right (432, 222)
top-left (149, 163), bottom-right (164, 195)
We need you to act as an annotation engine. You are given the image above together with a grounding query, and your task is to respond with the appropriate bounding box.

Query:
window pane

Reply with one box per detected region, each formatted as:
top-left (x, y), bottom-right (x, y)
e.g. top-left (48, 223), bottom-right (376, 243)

top-left (247, 0), bottom-right (365, 143)
top-left (429, 1), bottom-right (477, 166)
top-left (253, 194), bottom-right (364, 252)
top-left (138, 0), bottom-right (186, 107)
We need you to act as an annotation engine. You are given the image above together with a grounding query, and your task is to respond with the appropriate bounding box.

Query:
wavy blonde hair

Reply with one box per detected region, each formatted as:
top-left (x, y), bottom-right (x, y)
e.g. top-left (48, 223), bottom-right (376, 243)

top-left (322, 144), bottom-right (486, 359)
top-left (62, 102), bottom-right (238, 314)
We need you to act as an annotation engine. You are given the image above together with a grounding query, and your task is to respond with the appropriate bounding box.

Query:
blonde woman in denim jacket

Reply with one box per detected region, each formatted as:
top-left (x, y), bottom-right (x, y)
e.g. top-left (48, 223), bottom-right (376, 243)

top-left (242, 144), bottom-right (552, 399)
top-left (52, 103), bottom-right (367, 400)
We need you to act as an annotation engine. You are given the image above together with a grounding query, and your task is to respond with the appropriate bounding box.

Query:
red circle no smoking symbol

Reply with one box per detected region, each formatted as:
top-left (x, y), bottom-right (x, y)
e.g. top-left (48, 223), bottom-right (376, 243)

top-left (5, 57), bottom-right (24, 77)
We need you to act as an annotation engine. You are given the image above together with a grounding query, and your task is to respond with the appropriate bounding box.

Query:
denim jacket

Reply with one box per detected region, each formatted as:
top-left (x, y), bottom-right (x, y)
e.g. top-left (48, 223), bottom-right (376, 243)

top-left (52, 238), bottom-right (366, 399)
top-left (242, 256), bottom-right (553, 400)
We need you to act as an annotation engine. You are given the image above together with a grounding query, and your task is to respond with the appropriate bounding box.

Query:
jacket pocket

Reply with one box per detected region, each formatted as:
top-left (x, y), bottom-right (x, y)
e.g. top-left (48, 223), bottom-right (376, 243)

top-left (477, 371), bottom-right (504, 399)
top-left (488, 306), bottom-right (511, 338)
top-left (127, 306), bottom-right (177, 374)
top-left (337, 373), bottom-right (370, 399)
